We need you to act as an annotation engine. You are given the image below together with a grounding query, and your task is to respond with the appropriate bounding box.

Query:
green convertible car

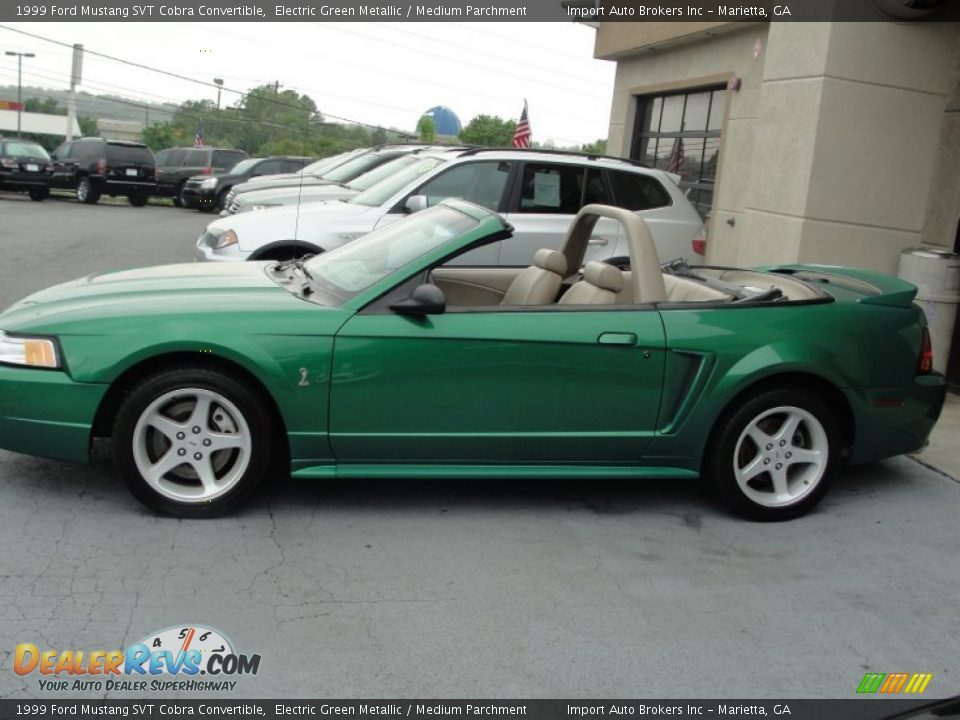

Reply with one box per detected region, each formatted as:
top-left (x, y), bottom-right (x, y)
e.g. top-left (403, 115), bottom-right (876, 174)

top-left (0, 200), bottom-right (946, 519)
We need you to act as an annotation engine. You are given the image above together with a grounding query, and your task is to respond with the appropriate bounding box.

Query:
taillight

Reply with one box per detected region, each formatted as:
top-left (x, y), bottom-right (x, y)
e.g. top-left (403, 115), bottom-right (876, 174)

top-left (918, 326), bottom-right (933, 374)
top-left (0, 158), bottom-right (17, 169)
top-left (96, 159), bottom-right (106, 175)
top-left (201, 167), bottom-right (212, 175)
top-left (692, 224), bottom-right (707, 256)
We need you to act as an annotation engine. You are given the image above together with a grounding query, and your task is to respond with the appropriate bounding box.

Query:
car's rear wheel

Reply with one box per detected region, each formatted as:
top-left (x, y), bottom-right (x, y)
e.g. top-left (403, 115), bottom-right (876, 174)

top-left (172, 182), bottom-right (187, 207)
top-left (28, 188), bottom-right (49, 201)
top-left (128, 193), bottom-right (149, 207)
top-left (708, 388), bottom-right (838, 521)
top-left (76, 176), bottom-right (100, 204)
top-left (113, 367), bottom-right (273, 517)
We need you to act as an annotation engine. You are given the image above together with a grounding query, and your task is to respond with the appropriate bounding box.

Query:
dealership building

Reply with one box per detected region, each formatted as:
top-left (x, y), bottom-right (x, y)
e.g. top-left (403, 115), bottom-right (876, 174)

top-left (592, 19), bottom-right (960, 381)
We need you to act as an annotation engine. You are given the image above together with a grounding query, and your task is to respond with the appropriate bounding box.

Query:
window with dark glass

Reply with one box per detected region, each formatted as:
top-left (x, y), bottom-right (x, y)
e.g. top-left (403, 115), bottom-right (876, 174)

top-left (631, 86), bottom-right (726, 219)
top-left (416, 161), bottom-right (512, 211)
top-left (608, 170), bottom-right (671, 211)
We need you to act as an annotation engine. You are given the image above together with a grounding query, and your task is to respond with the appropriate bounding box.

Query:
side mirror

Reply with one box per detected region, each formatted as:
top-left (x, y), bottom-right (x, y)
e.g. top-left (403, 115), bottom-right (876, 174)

top-left (404, 195), bottom-right (428, 214)
top-left (390, 284), bottom-right (446, 317)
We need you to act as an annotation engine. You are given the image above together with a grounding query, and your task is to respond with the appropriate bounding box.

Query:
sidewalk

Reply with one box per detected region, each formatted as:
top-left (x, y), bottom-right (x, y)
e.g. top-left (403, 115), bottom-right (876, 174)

top-left (911, 390), bottom-right (960, 479)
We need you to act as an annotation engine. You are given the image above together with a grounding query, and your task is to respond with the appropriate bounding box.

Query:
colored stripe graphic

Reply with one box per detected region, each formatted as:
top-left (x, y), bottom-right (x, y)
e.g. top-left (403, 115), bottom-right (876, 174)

top-left (859, 672), bottom-right (932, 694)
top-left (857, 673), bottom-right (886, 693)
top-left (904, 673), bottom-right (933, 694)
top-left (880, 673), bottom-right (910, 693)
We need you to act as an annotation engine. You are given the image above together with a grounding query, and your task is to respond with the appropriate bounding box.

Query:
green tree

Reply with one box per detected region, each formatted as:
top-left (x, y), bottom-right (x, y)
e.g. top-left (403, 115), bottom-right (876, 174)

top-left (141, 122), bottom-right (181, 150)
top-left (416, 116), bottom-right (435, 143)
top-left (20, 97), bottom-right (98, 150)
top-left (458, 115), bottom-right (516, 147)
top-left (581, 138), bottom-right (608, 155)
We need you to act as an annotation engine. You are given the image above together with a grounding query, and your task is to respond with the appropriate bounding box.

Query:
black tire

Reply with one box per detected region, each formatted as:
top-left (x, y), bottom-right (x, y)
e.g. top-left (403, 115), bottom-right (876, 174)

top-left (256, 246), bottom-right (319, 262)
top-left (216, 187), bottom-right (231, 211)
top-left (174, 182), bottom-right (188, 208)
top-left (76, 176), bottom-right (101, 204)
top-left (706, 387), bottom-right (839, 521)
top-left (128, 193), bottom-right (149, 207)
top-left (28, 188), bottom-right (49, 201)
top-left (112, 366), bottom-right (274, 518)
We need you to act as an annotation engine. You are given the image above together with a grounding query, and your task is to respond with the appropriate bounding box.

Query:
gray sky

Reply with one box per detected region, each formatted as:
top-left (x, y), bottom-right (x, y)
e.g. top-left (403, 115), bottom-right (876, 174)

top-left (0, 22), bottom-right (616, 146)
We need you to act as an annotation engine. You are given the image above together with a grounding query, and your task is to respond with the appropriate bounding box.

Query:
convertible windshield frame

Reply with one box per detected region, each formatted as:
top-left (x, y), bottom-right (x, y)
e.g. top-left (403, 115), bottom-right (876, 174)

top-left (302, 204), bottom-right (480, 306)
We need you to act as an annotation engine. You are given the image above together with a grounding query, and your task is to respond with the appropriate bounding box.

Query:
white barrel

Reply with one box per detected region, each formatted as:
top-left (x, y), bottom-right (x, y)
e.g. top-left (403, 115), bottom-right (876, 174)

top-left (898, 248), bottom-right (960, 374)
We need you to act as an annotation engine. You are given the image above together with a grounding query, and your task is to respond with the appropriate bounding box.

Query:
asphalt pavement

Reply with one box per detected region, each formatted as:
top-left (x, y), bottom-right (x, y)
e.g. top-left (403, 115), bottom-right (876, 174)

top-left (0, 192), bottom-right (958, 700)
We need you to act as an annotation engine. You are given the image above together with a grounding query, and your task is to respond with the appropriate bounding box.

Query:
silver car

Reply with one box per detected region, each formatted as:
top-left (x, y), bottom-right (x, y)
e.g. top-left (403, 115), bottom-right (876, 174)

top-left (197, 148), bottom-right (706, 265)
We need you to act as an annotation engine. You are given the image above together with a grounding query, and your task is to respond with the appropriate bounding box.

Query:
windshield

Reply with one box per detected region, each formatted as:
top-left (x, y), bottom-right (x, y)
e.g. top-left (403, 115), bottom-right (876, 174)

top-left (303, 204), bottom-right (477, 303)
top-left (350, 157), bottom-right (447, 207)
top-left (3, 141), bottom-right (50, 159)
top-left (300, 151), bottom-right (358, 177)
top-left (347, 154), bottom-right (424, 192)
top-left (227, 158), bottom-right (261, 174)
top-left (322, 152), bottom-right (399, 183)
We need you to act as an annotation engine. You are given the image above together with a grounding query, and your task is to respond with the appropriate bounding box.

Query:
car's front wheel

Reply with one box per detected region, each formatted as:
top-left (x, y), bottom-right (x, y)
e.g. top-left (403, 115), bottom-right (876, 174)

top-left (708, 388), bottom-right (839, 521)
top-left (113, 367), bottom-right (274, 517)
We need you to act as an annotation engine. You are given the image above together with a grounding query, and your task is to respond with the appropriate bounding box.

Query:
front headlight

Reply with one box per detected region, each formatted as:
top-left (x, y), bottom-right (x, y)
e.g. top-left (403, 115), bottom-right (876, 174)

top-left (215, 230), bottom-right (238, 249)
top-left (200, 177), bottom-right (219, 190)
top-left (0, 330), bottom-right (61, 369)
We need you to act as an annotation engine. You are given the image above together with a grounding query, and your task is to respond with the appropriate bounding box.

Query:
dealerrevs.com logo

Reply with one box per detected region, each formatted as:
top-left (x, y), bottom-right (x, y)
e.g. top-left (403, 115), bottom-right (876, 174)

top-left (14, 624), bottom-right (261, 692)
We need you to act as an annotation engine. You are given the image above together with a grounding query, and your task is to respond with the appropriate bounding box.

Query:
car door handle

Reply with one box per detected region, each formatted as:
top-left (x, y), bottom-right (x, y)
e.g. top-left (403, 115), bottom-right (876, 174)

top-left (588, 236), bottom-right (609, 246)
top-left (598, 332), bottom-right (637, 346)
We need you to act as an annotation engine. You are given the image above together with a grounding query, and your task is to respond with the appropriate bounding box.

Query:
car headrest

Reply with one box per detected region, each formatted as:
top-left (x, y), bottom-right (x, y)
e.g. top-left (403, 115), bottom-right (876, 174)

top-left (533, 249), bottom-right (568, 276)
top-left (583, 261), bottom-right (623, 293)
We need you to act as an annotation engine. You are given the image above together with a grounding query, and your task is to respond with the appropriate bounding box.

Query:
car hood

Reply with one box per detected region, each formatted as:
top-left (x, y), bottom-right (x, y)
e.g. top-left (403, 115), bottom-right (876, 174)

top-left (208, 201), bottom-right (380, 250)
top-left (234, 175), bottom-right (333, 195)
top-left (0, 262), bottom-right (326, 333)
top-left (236, 184), bottom-right (355, 207)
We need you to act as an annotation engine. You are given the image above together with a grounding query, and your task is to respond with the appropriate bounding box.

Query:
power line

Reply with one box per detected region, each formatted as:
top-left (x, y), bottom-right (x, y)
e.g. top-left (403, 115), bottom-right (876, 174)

top-left (0, 24), bottom-right (413, 135)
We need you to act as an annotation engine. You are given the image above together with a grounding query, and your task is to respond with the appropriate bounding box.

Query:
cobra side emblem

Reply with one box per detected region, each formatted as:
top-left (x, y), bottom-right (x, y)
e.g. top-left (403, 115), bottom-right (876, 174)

top-left (298, 368), bottom-right (310, 387)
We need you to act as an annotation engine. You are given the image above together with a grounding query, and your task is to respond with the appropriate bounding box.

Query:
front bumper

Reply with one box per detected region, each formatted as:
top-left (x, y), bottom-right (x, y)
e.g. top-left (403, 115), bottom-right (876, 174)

top-left (194, 241), bottom-right (249, 262)
top-left (182, 185), bottom-right (217, 207)
top-left (845, 373), bottom-right (947, 465)
top-left (0, 365), bottom-right (107, 463)
top-left (0, 171), bottom-right (52, 189)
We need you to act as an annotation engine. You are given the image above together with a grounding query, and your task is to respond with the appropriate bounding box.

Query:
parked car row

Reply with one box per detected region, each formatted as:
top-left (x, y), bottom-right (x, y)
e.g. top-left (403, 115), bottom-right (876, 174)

top-left (197, 145), bottom-right (708, 266)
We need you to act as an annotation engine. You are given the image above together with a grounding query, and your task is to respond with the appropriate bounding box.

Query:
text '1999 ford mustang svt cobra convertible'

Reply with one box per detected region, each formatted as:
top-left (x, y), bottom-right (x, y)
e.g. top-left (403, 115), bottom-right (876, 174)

top-left (0, 200), bottom-right (945, 519)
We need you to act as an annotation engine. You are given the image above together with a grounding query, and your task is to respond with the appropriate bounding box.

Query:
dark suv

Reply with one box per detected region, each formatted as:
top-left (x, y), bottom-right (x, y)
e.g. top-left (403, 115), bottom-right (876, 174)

top-left (181, 155), bottom-right (313, 212)
top-left (154, 146), bottom-right (248, 207)
top-left (50, 138), bottom-right (157, 206)
top-left (0, 138), bottom-right (54, 201)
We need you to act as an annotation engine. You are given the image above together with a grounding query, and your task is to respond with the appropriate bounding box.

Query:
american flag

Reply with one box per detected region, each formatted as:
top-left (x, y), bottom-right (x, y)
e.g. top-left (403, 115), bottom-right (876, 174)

top-left (663, 136), bottom-right (684, 174)
top-left (512, 101), bottom-right (531, 148)
top-left (194, 126), bottom-right (205, 149)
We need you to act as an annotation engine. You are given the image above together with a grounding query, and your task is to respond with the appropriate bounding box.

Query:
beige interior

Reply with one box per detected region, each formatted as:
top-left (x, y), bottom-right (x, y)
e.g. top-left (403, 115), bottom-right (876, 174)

top-left (559, 204), bottom-right (667, 304)
top-left (429, 206), bottom-right (824, 308)
top-left (559, 261), bottom-right (623, 305)
top-left (499, 249), bottom-right (567, 306)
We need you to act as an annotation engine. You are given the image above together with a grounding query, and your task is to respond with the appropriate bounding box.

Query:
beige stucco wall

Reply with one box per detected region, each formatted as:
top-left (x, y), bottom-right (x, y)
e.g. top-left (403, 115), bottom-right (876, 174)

top-left (597, 20), bottom-right (960, 274)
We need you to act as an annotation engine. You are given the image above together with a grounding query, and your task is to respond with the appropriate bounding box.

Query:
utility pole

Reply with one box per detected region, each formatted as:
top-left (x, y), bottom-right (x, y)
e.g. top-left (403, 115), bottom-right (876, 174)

top-left (213, 77), bottom-right (224, 144)
top-left (268, 80), bottom-right (280, 145)
top-left (4, 51), bottom-right (35, 137)
top-left (65, 44), bottom-right (82, 140)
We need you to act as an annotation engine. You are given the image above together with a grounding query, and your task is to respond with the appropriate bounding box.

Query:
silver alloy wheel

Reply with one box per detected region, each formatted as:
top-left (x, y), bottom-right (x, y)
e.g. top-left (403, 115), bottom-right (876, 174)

top-left (131, 388), bottom-right (252, 503)
top-left (77, 178), bottom-right (88, 202)
top-left (733, 405), bottom-right (829, 508)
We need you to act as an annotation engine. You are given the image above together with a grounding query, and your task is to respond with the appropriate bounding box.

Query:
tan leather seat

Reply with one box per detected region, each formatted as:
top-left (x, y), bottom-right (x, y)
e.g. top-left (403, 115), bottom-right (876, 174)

top-left (558, 261), bottom-right (623, 305)
top-left (500, 249), bottom-right (568, 306)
